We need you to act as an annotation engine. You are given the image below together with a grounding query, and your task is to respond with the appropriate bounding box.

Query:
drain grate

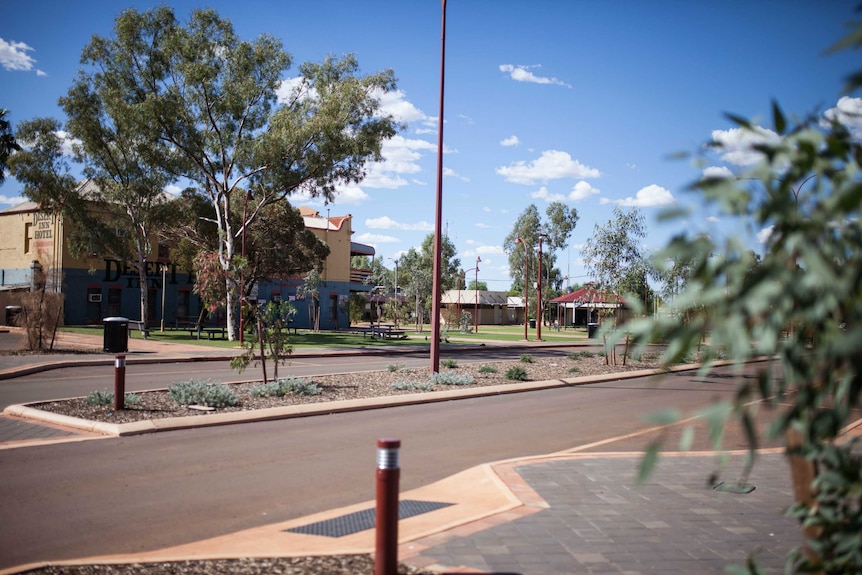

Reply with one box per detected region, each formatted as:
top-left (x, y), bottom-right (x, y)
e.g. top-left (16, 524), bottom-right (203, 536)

top-left (285, 499), bottom-right (454, 538)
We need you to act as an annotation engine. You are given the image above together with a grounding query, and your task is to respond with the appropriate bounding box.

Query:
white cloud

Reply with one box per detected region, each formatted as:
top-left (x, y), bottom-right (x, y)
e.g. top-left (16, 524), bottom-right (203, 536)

top-left (0, 194), bottom-right (24, 205)
top-left (531, 186), bottom-right (566, 202)
top-left (568, 181), bottom-right (600, 201)
top-left (757, 225), bottom-right (774, 244)
top-left (822, 96), bottom-right (862, 139)
top-left (702, 165), bottom-right (734, 179)
top-left (476, 245), bottom-right (506, 256)
top-left (499, 64), bottom-right (572, 88)
top-left (354, 232), bottom-right (400, 243)
top-left (292, 183), bottom-right (369, 206)
top-left (443, 167), bottom-right (470, 182)
top-left (361, 135), bottom-right (438, 189)
top-left (707, 215), bottom-right (720, 223)
top-left (500, 135), bottom-right (520, 147)
top-left (365, 216), bottom-right (434, 231)
top-left (710, 126), bottom-right (780, 166)
top-left (613, 184), bottom-right (676, 207)
top-left (0, 37), bottom-right (41, 73)
top-left (496, 150), bottom-right (601, 185)
top-left (475, 222), bottom-right (491, 229)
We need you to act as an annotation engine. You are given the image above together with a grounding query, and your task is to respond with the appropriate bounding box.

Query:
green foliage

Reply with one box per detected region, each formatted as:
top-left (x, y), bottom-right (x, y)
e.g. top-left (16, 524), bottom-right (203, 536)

top-left (429, 372), bottom-right (475, 386)
top-left (505, 366), bottom-right (529, 381)
top-left (567, 366), bottom-right (581, 374)
top-left (387, 363), bottom-right (408, 372)
top-left (168, 379), bottom-right (239, 408)
top-left (232, 300), bottom-right (296, 382)
top-left (519, 354), bottom-right (535, 363)
top-left (248, 377), bottom-right (321, 398)
top-left (478, 365), bottom-right (498, 374)
top-left (623, 22), bottom-right (862, 571)
top-left (391, 381), bottom-right (435, 392)
top-left (84, 389), bottom-right (142, 407)
top-left (567, 350), bottom-right (595, 360)
top-left (440, 359), bottom-right (458, 369)
top-left (85, 389), bottom-right (113, 407)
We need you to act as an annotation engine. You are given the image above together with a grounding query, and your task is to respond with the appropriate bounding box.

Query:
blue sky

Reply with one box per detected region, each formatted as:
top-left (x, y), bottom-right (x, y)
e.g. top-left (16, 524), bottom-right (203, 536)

top-left (2, 1), bottom-right (860, 291)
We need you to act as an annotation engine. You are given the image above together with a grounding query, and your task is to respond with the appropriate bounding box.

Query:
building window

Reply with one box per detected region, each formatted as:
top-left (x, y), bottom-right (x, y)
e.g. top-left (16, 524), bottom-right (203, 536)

top-left (178, 289), bottom-right (190, 320)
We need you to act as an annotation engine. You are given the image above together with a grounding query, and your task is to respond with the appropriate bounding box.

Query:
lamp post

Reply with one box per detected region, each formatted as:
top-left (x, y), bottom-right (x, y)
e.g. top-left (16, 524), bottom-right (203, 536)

top-left (389, 257), bottom-right (399, 326)
top-left (515, 237), bottom-right (529, 341)
top-left (430, 0), bottom-right (447, 373)
top-left (474, 256), bottom-right (481, 334)
top-left (536, 231), bottom-right (547, 341)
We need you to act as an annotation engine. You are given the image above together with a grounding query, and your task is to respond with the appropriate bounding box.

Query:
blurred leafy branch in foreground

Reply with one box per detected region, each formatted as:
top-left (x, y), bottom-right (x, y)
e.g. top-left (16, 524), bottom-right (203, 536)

top-left (623, 20), bottom-right (862, 574)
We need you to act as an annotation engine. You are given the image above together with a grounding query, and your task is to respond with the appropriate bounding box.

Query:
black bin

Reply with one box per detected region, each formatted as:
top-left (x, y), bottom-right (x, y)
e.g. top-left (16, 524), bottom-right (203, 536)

top-left (528, 318), bottom-right (536, 329)
top-left (587, 323), bottom-right (599, 338)
top-left (5, 305), bottom-right (22, 326)
top-left (103, 317), bottom-right (129, 353)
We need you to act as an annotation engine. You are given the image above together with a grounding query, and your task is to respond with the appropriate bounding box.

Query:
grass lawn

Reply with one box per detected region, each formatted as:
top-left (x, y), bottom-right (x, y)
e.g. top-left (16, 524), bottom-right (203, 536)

top-left (59, 322), bottom-right (589, 350)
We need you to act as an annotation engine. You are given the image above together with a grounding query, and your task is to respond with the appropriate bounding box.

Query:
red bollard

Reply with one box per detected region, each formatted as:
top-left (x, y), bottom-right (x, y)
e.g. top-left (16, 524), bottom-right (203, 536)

top-left (375, 438), bottom-right (401, 575)
top-left (113, 354), bottom-right (126, 411)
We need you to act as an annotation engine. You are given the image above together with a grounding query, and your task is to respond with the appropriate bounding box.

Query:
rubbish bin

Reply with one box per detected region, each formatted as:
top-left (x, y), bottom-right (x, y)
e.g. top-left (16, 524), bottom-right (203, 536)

top-left (103, 317), bottom-right (129, 353)
top-left (5, 305), bottom-right (22, 326)
top-left (587, 323), bottom-right (599, 338)
top-left (529, 318), bottom-right (536, 329)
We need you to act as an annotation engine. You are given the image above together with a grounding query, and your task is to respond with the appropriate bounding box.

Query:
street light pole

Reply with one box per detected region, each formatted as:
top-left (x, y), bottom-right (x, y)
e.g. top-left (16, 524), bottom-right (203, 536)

top-left (389, 257), bottom-right (399, 326)
top-left (474, 256), bottom-right (481, 334)
top-left (536, 232), bottom-right (546, 342)
top-left (430, 0), bottom-right (447, 373)
top-left (515, 237), bottom-right (529, 341)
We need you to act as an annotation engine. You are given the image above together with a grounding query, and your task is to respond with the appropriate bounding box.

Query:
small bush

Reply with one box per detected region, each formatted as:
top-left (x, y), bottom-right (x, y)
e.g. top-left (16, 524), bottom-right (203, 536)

top-left (85, 389), bottom-right (140, 407)
top-left (429, 372), bottom-right (475, 386)
top-left (387, 363), bottom-right (409, 372)
top-left (441, 359), bottom-right (458, 369)
top-left (505, 366), bottom-right (529, 381)
top-left (168, 379), bottom-right (239, 408)
top-left (250, 377), bottom-right (322, 397)
top-left (568, 350), bottom-right (595, 360)
top-left (568, 366), bottom-right (581, 374)
top-left (520, 354), bottom-right (534, 363)
top-left (85, 389), bottom-right (114, 407)
top-left (391, 381), bottom-right (435, 392)
top-left (478, 365), bottom-right (498, 374)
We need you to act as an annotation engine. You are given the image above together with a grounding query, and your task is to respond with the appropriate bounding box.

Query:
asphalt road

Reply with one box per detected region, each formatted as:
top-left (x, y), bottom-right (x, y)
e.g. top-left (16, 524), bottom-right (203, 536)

top-left (0, 361), bottom-right (776, 571)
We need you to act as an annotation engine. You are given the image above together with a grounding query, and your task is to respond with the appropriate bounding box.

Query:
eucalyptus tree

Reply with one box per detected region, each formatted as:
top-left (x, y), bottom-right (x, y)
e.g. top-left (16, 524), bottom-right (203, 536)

top-left (0, 109), bottom-right (21, 185)
top-left (504, 202), bottom-right (579, 320)
top-left (77, 6), bottom-right (399, 339)
top-left (581, 205), bottom-right (649, 300)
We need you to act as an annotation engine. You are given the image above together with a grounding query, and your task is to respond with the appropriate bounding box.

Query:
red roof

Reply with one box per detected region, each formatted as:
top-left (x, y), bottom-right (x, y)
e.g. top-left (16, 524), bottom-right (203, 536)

top-left (549, 285), bottom-right (622, 304)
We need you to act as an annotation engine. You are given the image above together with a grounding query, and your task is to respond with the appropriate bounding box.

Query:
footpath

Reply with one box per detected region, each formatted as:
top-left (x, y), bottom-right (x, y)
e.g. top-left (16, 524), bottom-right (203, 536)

top-left (2, 328), bottom-right (859, 574)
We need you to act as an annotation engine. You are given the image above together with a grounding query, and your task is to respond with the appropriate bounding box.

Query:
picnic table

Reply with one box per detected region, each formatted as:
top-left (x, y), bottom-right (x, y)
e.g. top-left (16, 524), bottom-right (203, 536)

top-left (369, 323), bottom-right (408, 339)
top-left (187, 326), bottom-right (226, 340)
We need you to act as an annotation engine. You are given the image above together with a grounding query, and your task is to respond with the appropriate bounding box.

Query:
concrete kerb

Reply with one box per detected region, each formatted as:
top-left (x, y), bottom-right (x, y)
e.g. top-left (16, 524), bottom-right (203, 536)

top-left (3, 361), bottom-right (708, 438)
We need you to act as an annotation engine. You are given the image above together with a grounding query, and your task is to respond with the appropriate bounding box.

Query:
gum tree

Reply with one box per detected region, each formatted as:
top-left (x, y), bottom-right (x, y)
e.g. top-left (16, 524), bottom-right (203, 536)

top-left (78, 6), bottom-right (399, 339)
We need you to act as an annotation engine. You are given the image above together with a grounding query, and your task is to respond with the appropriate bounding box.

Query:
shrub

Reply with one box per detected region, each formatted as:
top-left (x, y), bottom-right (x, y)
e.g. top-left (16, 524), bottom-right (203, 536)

top-left (505, 366), bottom-right (528, 381)
top-left (387, 363), bottom-right (408, 372)
top-left (250, 377), bottom-right (322, 397)
top-left (478, 365), bottom-right (498, 374)
top-left (391, 381), bottom-right (435, 392)
top-left (568, 366), bottom-right (581, 374)
top-left (429, 372), bottom-right (475, 386)
top-left (520, 354), bottom-right (534, 363)
top-left (567, 350), bottom-right (595, 360)
top-left (168, 379), bottom-right (239, 408)
top-left (441, 359), bottom-right (458, 369)
top-left (85, 389), bottom-right (140, 407)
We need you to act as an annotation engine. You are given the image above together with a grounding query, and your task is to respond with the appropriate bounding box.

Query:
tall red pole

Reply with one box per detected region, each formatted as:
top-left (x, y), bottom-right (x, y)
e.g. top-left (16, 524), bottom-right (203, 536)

top-left (430, 0), bottom-right (447, 373)
top-left (516, 237), bottom-right (529, 341)
top-left (474, 256), bottom-right (480, 334)
top-left (375, 438), bottom-right (401, 575)
top-left (537, 234), bottom-right (543, 341)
